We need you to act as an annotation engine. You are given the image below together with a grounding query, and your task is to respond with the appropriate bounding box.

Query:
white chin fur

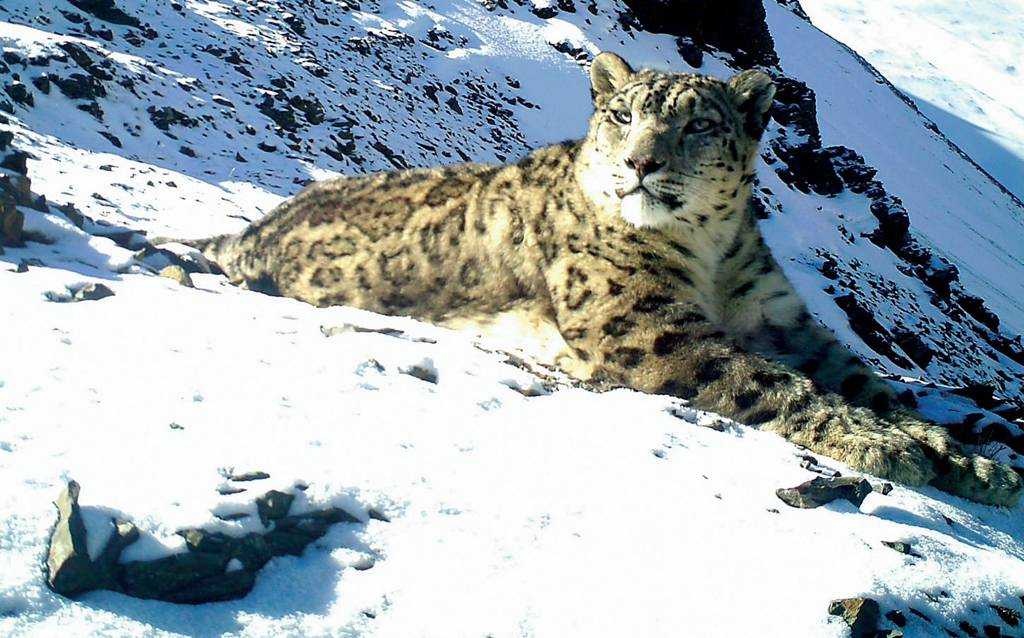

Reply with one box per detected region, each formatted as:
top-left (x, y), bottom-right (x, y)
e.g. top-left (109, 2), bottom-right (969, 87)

top-left (618, 191), bottom-right (676, 228)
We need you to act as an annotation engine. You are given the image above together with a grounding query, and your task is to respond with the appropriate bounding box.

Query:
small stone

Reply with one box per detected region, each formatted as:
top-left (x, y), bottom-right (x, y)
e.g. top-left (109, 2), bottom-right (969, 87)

top-left (15, 257), bottom-right (43, 272)
top-left (402, 364), bottom-right (437, 384)
top-left (878, 482), bottom-right (894, 495)
top-left (228, 470), bottom-right (270, 482)
top-left (982, 626), bottom-right (1002, 638)
top-left (702, 419), bottom-right (728, 432)
top-left (255, 490), bottom-right (294, 526)
top-left (158, 264), bottom-right (194, 287)
top-left (217, 485), bottom-right (246, 495)
top-left (73, 283), bottom-right (115, 302)
top-left (881, 540), bottom-right (918, 557)
top-left (776, 476), bottom-right (873, 509)
top-left (214, 512), bottom-right (249, 522)
top-left (828, 598), bottom-right (880, 638)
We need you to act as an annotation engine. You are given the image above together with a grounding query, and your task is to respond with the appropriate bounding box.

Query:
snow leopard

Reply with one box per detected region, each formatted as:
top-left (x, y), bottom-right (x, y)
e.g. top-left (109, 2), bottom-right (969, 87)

top-left (183, 52), bottom-right (1020, 506)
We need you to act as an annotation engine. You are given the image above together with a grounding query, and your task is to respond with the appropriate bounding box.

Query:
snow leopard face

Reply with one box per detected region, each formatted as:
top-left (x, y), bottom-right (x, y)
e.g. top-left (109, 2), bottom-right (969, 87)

top-left (577, 52), bottom-right (776, 228)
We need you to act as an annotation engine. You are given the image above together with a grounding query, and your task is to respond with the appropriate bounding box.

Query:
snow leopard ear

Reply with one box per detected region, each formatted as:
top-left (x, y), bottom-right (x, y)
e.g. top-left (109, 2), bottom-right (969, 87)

top-left (728, 70), bottom-right (776, 138)
top-left (590, 52), bottom-right (634, 100)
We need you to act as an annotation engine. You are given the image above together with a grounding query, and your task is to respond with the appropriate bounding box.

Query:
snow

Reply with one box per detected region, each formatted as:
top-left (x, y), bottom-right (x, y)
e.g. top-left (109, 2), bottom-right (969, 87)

top-left (2, 256), bottom-right (1023, 636)
top-left (1, 0), bottom-right (1024, 636)
top-left (800, 0), bottom-right (1024, 201)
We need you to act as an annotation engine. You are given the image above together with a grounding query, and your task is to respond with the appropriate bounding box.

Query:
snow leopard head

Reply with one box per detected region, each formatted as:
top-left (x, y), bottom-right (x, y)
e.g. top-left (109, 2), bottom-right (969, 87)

top-left (577, 52), bottom-right (776, 229)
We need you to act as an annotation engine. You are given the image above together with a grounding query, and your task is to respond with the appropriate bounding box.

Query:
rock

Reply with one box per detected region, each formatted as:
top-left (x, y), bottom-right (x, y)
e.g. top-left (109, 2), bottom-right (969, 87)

top-left (73, 283), bottom-right (115, 302)
top-left (833, 294), bottom-right (914, 369)
top-left (959, 621), bottom-right (980, 637)
top-left (255, 490), bottom-right (294, 526)
top-left (1, 200), bottom-right (24, 245)
top-left (119, 550), bottom-right (249, 603)
top-left (892, 329), bottom-right (934, 369)
top-left (31, 75), bottom-right (51, 95)
top-left (147, 105), bottom-right (198, 131)
top-left (67, 0), bottom-right (141, 27)
top-left (51, 73), bottom-right (107, 100)
top-left (776, 476), bottom-right (873, 509)
top-left (885, 610), bottom-right (907, 627)
top-left (228, 470), bottom-right (270, 482)
top-left (622, 0), bottom-right (778, 67)
top-left (950, 383), bottom-right (1002, 410)
top-left (990, 605), bottom-right (1020, 627)
top-left (881, 540), bottom-right (919, 557)
top-left (46, 481), bottom-right (95, 596)
top-left (957, 294), bottom-right (1000, 332)
top-left (46, 481), bottom-right (140, 597)
top-left (158, 265), bottom-right (194, 287)
top-left (402, 363), bottom-right (438, 383)
top-left (828, 597), bottom-right (881, 638)
top-left (1, 150), bottom-right (29, 175)
top-left (45, 479), bottom-right (367, 604)
top-left (772, 142), bottom-right (844, 196)
top-left (3, 81), bottom-right (33, 108)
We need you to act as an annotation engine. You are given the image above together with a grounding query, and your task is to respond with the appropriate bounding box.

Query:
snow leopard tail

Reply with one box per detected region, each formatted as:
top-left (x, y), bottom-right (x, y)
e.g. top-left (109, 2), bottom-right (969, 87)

top-left (150, 233), bottom-right (274, 291)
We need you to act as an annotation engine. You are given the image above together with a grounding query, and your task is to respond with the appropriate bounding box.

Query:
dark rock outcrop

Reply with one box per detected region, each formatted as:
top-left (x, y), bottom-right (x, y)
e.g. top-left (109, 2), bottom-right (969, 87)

top-left (67, 0), bottom-right (141, 27)
top-left (622, 0), bottom-right (778, 67)
top-left (45, 480), bottom-right (366, 604)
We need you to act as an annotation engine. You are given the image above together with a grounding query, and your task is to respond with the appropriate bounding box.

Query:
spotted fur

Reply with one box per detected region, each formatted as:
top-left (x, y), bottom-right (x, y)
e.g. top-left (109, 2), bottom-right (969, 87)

top-left (189, 52), bottom-right (1020, 506)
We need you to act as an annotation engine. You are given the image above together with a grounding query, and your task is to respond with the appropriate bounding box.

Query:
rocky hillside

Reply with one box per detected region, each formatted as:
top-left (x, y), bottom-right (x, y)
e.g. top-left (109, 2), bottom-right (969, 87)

top-left (2, 1), bottom-right (1024, 636)
top-left (3, 0), bottom-right (1023, 438)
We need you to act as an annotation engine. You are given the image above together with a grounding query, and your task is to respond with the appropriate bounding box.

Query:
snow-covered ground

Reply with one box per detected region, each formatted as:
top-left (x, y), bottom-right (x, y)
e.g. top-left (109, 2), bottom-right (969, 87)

top-left (800, 0), bottom-right (1024, 201)
top-left (2, 222), bottom-right (1023, 637)
top-left (2, 0), bottom-right (1024, 636)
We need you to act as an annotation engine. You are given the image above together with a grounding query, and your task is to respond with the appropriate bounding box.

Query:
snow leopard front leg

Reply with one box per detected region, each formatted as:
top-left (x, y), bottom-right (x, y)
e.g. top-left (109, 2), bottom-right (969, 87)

top-left (544, 255), bottom-right (1022, 506)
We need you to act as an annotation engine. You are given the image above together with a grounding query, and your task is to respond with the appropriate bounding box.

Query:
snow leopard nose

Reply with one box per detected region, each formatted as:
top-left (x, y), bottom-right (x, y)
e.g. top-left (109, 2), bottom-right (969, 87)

top-left (625, 156), bottom-right (664, 179)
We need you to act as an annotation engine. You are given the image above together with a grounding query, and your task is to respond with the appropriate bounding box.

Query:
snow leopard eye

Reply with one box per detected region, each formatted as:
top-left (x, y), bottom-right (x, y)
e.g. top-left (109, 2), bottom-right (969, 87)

top-left (611, 109), bottom-right (632, 125)
top-left (684, 118), bottom-right (716, 134)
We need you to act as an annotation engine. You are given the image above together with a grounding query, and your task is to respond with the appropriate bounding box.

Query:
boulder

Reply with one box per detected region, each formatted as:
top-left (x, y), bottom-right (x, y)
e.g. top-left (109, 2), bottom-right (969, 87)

top-left (73, 283), bottom-right (116, 302)
top-left (776, 476), bottom-right (874, 509)
top-left (45, 481), bottom-right (96, 596)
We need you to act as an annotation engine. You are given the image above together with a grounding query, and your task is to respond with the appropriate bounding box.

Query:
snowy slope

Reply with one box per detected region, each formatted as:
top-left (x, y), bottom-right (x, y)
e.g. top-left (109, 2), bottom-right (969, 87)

top-left (2, 0), bottom-right (1024, 636)
top-left (0, 0), bottom-right (1021, 412)
top-left (2, 231), bottom-right (1024, 637)
top-left (799, 0), bottom-right (1024, 202)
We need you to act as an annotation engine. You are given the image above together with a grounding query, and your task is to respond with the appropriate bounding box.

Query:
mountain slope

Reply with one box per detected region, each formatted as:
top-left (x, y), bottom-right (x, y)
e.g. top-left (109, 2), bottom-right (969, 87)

top-left (2, 1), bottom-right (1024, 636)
top-left (799, 0), bottom-right (1024, 202)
